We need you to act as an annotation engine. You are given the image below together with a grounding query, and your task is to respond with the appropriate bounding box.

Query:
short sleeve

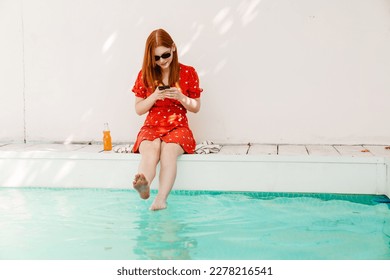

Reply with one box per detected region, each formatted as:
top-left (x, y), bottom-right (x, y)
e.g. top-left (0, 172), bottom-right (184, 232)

top-left (187, 67), bottom-right (203, 99)
top-left (132, 70), bottom-right (148, 98)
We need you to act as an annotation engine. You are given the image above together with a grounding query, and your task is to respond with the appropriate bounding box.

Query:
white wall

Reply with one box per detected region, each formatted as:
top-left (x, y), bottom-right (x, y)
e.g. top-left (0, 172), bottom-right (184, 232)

top-left (1, 0), bottom-right (390, 145)
top-left (0, 0), bottom-right (24, 142)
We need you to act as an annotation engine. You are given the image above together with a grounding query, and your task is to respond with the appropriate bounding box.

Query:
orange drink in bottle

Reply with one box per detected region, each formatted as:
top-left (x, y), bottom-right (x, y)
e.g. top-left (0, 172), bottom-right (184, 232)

top-left (103, 123), bottom-right (112, 151)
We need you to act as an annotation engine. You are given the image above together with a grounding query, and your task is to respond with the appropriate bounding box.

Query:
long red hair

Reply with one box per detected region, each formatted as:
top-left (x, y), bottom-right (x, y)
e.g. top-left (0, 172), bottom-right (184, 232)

top-left (142, 29), bottom-right (180, 91)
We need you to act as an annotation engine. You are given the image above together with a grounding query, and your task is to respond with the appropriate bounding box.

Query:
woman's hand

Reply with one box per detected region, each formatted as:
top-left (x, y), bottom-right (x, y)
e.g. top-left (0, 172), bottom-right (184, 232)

top-left (136, 86), bottom-right (200, 115)
top-left (162, 87), bottom-right (184, 101)
top-left (151, 87), bottom-right (168, 101)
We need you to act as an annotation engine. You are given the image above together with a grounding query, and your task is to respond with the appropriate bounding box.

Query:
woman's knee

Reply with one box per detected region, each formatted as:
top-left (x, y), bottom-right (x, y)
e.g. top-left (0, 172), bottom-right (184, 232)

top-left (139, 139), bottom-right (162, 158)
top-left (160, 143), bottom-right (184, 163)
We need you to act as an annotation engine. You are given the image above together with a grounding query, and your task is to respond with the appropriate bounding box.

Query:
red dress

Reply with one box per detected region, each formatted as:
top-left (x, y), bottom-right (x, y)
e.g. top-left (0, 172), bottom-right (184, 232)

top-left (132, 63), bottom-right (203, 154)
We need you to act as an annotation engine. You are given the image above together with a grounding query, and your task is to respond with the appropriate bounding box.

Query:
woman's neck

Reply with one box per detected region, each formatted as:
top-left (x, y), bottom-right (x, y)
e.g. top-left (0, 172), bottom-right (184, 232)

top-left (161, 68), bottom-right (170, 85)
top-left (161, 67), bottom-right (170, 76)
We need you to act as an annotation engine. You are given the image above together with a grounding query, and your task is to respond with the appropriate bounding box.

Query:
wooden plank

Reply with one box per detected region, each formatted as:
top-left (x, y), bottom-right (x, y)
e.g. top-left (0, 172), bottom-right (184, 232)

top-left (2, 143), bottom-right (389, 158)
top-left (362, 145), bottom-right (390, 157)
top-left (77, 144), bottom-right (104, 153)
top-left (306, 145), bottom-right (340, 156)
top-left (247, 144), bottom-right (277, 155)
top-left (0, 143), bottom-right (97, 153)
top-left (333, 145), bottom-right (374, 157)
top-left (0, 143), bottom-right (35, 151)
top-left (219, 144), bottom-right (249, 155)
top-left (278, 145), bottom-right (308, 156)
top-left (21, 144), bottom-right (86, 152)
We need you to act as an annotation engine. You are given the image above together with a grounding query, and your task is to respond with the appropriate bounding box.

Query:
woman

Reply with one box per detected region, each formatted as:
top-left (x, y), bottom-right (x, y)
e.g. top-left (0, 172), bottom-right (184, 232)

top-left (131, 29), bottom-right (203, 211)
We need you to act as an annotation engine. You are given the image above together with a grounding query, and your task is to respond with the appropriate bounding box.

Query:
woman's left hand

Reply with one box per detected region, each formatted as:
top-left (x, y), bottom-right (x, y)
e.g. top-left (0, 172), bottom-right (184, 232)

top-left (163, 87), bottom-right (184, 101)
top-left (162, 86), bottom-right (200, 113)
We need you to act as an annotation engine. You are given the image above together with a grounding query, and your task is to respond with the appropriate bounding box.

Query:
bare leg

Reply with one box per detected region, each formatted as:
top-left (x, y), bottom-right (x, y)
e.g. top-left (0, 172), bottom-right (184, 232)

top-left (133, 139), bottom-right (161, 199)
top-left (150, 142), bottom-right (184, 211)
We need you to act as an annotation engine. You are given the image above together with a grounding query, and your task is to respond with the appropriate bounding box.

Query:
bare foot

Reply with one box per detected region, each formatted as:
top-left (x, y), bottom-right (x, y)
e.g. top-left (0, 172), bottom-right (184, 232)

top-left (133, 173), bottom-right (150, 199)
top-left (149, 195), bottom-right (167, 211)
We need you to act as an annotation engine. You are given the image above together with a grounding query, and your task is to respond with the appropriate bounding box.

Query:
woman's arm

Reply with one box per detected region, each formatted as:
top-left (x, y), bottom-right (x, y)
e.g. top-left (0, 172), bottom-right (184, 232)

top-left (134, 88), bottom-right (165, 115)
top-left (135, 96), bottom-right (155, 116)
top-left (178, 95), bottom-right (201, 113)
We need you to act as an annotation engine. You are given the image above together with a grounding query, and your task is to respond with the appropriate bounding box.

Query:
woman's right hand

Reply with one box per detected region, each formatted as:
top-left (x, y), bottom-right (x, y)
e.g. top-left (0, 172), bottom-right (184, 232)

top-left (135, 87), bottom-right (166, 115)
top-left (151, 87), bottom-right (167, 101)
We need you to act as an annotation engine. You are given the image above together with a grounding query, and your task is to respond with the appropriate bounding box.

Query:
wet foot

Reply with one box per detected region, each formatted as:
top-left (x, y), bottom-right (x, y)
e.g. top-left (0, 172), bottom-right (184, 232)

top-left (133, 173), bottom-right (150, 199)
top-left (150, 195), bottom-right (167, 211)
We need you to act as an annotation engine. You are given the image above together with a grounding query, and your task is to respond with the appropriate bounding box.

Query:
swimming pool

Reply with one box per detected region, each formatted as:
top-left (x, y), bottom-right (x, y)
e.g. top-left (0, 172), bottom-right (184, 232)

top-left (0, 187), bottom-right (389, 260)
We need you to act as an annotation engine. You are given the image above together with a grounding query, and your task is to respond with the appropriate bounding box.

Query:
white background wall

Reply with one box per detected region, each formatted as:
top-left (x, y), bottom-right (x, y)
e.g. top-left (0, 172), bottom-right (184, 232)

top-left (1, 0), bottom-right (390, 145)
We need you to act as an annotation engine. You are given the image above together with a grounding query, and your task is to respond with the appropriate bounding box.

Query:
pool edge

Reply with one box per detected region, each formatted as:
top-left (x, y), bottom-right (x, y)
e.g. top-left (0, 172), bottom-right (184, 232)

top-left (0, 151), bottom-right (389, 197)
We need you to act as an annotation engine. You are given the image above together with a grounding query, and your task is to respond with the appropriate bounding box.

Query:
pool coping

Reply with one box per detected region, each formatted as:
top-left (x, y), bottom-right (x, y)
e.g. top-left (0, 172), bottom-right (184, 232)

top-left (1, 149), bottom-right (389, 198)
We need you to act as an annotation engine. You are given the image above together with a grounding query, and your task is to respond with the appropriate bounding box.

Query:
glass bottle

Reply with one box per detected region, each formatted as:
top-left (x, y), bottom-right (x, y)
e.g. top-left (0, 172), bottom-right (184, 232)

top-left (103, 123), bottom-right (112, 151)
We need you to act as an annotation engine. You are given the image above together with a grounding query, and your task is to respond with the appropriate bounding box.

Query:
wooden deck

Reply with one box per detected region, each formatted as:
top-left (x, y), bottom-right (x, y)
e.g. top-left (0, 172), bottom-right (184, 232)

top-left (1, 143), bottom-right (390, 157)
top-left (223, 143), bottom-right (390, 157)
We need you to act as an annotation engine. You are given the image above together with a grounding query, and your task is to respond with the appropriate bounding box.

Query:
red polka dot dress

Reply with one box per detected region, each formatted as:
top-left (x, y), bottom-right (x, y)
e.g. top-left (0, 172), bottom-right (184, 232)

top-left (132, 64), bottom-right (203, 154)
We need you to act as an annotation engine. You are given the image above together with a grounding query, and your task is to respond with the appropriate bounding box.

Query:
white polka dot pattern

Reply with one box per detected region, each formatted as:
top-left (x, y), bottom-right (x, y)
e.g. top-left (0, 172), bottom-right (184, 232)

top-left (131, 64), bottom-right (202, 154)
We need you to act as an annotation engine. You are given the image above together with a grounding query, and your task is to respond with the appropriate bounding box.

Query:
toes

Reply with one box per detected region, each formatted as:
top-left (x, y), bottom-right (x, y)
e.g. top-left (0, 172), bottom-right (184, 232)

top-left (139, 173), bottom-right (146, 182)
top-left (133, 174), bottom-right (140, 184)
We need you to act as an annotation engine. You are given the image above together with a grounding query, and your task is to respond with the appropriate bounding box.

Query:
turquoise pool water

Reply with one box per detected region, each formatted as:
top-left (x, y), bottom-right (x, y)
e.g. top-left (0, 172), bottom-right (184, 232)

top-left (0, 187), bottom-right (389, 260)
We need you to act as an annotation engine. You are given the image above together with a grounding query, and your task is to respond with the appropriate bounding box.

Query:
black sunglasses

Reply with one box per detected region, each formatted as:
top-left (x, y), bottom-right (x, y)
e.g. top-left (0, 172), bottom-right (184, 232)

top-left (154, 52), bottom-right (171, 61)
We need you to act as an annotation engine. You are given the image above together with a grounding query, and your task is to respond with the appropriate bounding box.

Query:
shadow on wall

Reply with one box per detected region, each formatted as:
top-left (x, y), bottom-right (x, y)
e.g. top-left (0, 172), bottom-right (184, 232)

top-left (20, 0), bottom-right (264, 144)
top-left (97, 0), bottom-right (262, 83)
top-left (178, 0), bottom-right (262, 74)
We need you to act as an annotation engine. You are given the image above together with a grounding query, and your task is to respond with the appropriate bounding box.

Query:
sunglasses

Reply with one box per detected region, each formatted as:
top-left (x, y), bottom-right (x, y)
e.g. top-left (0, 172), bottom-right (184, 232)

top-left (154, 52), bottom-right (171, 61)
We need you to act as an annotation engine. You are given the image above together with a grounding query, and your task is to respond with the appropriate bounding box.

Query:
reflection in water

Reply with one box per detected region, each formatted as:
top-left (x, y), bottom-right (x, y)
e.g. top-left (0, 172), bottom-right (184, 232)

top-left (133, 208), bottom-right (197, 260)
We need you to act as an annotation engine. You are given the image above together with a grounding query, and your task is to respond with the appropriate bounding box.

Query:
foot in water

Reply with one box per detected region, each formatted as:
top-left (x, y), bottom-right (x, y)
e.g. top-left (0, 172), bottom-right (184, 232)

top-left (133, 173), bottom-right (150, 199)
top-left (150, 195), bottom-right (167, 211)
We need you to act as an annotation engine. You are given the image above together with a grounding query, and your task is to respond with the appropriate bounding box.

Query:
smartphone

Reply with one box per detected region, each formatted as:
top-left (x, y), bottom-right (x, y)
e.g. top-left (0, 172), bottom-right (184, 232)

top-left (158, 85), bottom-right (170, 90)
